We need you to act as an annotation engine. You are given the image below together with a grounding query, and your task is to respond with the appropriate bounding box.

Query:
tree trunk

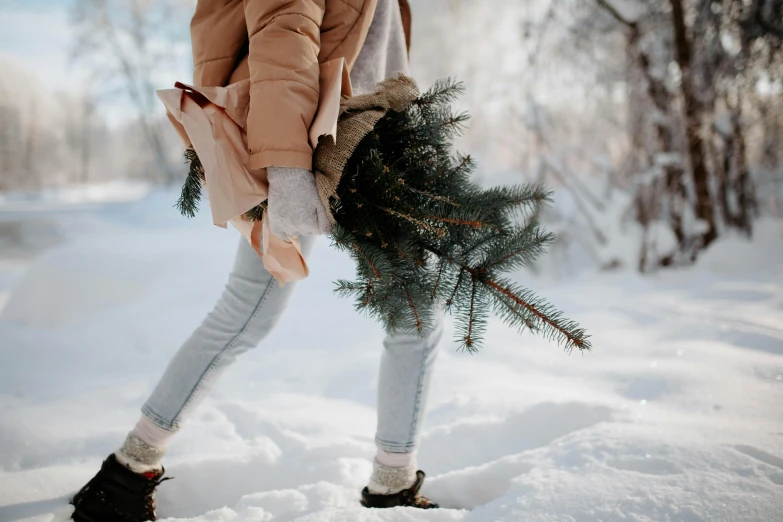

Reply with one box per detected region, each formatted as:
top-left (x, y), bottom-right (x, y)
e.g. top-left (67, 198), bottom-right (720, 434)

top-left (23, 101), bottom-right (40, 190)
top-left (628, 29), bottom-right (687, 267)
top-left (712, 125), bottom-right (734, 228)
top-left (80, 96), bottom-right (93, 185)
top-left (731, 106), bottom-right (754, 236)
top-left (669, 0), bottom-right (717, 250)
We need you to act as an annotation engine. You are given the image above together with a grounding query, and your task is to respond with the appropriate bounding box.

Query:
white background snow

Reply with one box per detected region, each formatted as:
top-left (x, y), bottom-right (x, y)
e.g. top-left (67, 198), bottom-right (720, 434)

top-left (0, 185), bottom-right (782, 522)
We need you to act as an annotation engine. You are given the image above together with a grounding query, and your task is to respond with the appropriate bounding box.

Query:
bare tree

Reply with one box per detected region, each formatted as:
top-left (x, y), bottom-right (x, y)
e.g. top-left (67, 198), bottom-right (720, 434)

top-left (71, 0), bottom-right (191, 184)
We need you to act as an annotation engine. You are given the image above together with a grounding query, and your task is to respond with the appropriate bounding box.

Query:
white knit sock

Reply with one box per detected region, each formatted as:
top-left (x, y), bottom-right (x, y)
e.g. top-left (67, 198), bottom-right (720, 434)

top-left (131, 416), bottom-right (175, 449)
top-left (376, 448), bottom-right (416, 468)
top-left (367, 453), bottom-right (418, 495)
top-left (114, 416), bottom-right (172, 474)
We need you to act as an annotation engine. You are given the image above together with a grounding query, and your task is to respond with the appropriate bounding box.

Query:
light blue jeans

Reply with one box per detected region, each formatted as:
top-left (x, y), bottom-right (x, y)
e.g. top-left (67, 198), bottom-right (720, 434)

top-left (141, 237), bottom-right (442, 454)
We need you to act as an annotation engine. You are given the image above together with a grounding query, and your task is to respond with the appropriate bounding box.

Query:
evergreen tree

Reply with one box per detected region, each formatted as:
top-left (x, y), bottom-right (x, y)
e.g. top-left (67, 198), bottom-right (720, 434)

top-left (177, 79), bottom-right (591, 353)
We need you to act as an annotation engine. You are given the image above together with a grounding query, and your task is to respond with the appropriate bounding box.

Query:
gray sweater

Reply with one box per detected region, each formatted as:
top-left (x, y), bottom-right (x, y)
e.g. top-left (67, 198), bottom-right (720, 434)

top-left (350, 0), bottom-right (410, 96)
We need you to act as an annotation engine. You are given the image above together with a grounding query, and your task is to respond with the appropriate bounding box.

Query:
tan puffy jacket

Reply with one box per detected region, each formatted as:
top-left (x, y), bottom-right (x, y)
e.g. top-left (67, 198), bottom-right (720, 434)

top-left (190, 0), bottom-right (411, 171)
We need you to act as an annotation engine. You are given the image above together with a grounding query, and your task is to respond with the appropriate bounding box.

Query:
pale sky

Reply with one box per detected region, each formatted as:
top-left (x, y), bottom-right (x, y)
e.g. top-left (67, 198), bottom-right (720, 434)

top-left (0, 1), bottom-right (85, 90)
top-left (0, 0), bottom-right (193, 126)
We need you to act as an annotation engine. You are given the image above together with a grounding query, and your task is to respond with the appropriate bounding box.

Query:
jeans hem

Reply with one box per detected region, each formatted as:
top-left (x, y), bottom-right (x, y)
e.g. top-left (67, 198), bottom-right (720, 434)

top-left (140, 406), bottom-right (178, 432)
top-left (375, 436), bottom-right (417, 453)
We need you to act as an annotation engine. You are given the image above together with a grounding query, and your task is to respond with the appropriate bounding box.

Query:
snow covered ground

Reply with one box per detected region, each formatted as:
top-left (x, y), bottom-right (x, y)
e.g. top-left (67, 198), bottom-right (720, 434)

top-left (0, 187), bottom-right (781, 521)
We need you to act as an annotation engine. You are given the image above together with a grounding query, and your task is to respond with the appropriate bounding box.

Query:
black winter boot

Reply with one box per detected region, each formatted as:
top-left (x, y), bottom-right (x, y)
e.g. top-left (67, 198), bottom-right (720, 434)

top-left (71, 454), bottom-right (171, 522)
top-left (361, 470), bottom-right (439, 509)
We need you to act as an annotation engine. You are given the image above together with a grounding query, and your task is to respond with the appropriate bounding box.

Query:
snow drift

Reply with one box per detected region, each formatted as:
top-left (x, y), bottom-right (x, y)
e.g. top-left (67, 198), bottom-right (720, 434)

top-left (0, 189), bottom-right (781, 521)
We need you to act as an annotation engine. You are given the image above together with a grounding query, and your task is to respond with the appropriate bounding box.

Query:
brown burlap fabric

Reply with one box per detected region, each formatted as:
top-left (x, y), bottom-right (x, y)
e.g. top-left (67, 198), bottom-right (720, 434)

top-left (314, 74), bottom-right (420, 223)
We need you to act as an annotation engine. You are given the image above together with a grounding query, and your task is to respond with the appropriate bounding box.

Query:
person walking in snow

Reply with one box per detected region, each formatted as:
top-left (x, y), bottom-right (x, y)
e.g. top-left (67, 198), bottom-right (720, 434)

top-left (69, 1), bottom-right (441, 521)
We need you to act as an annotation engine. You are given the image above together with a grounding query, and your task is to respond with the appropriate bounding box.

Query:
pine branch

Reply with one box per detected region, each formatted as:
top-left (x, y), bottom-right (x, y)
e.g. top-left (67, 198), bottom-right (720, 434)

top-left (404, 186), bottom-right (461, 207)
top-left (243, 200), bottom-right (267, 221)
top-left (437, 110), bottom-right (470, 139)
top-left (423, 242), bottom-right (590, 352)
top-left (445, 269), bottom-right (464, 308)
top-left (376, 205), bottom-right (443, 235)
top-left (414, 78), bottom-right (466, 106)
top-left (493, 293), bottom-right (540, 333)
top-left (176, 147), bottom-right (206, 218)
top-left (431, 259), bottom-right (446, 300)
top-left (484, 278), bottom-right (590, 352)
top-left (463, 279), bottom-right (478, 352)
top-left (450, 154), bottom-right (473, 178)
top-left (363, 278), bottom-right (374, 306)
top-left (403, 285), bottom-right (422, 332)
top-left (355, 246), bottom-right (381, 281)
top-left (428, 215), bottom-right (492, 230)
top-left (480, 223), bottom-right (555, 272)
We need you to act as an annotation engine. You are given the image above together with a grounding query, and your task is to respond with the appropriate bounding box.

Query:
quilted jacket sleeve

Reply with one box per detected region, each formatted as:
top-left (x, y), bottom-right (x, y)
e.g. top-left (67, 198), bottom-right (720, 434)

top-left (244, 0), bottom-right (326, 171)
top-left (191, 0), bottom-right (249, 88)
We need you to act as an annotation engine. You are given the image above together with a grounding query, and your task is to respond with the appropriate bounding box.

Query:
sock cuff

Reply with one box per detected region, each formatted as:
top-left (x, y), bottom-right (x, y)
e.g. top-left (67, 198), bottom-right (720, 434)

top-left (376, 448), bottom-right (417, 468)
top-left (115, 434), bottom-right (165, 474)
top-left (132, 415), bottom-right (176, 449)
top-left (367, 458), bottom-right (418, 495)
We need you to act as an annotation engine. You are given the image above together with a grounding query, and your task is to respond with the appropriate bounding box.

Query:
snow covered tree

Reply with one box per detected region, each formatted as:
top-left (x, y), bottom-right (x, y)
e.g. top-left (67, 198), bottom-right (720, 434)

top-left (585, 0), bottom-right (781, 268)
top-left (409, 0), bottom-right (781, 272)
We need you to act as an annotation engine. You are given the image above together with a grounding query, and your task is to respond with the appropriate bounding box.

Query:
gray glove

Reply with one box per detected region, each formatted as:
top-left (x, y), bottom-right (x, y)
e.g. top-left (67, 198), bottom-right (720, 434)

top-left (267, 166), bottom-right (331, 240)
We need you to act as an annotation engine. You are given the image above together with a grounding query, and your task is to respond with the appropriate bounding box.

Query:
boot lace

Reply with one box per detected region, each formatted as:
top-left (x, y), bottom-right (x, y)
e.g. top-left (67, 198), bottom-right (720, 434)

top-left (141, 476), bottom-right (173, 520)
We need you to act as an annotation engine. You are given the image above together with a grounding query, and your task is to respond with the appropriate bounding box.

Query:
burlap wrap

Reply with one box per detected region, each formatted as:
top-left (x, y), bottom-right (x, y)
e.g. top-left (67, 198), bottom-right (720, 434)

top-left (314, 74), bottom-right (420, 223)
